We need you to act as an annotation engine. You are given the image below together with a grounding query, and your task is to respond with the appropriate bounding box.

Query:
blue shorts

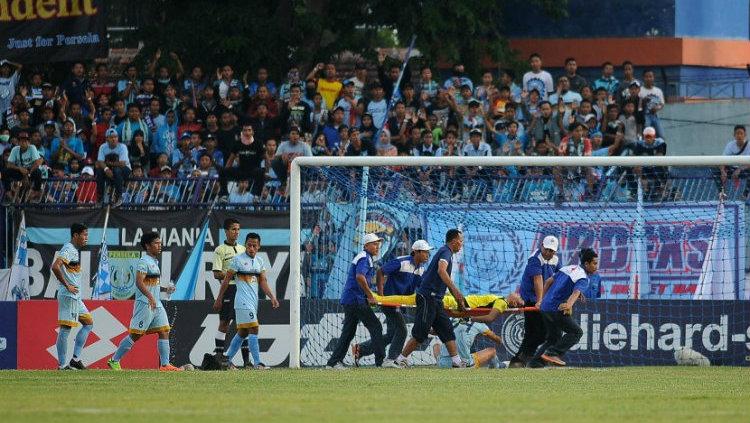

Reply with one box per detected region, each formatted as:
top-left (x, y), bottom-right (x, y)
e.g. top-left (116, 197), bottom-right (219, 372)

top-left (235, 308), bottom-right (258, 329)
top-left (129, 301), bottom-right (170, 335)
top-left (58, 296), bottom-right (91, 327)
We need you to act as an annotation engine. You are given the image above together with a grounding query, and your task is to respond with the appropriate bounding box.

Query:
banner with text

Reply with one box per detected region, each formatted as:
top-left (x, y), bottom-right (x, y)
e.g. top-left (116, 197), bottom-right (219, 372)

top-left (0, 0), bottom-right (108, 63)
top-left (19, 209), bottom-right (290, 301)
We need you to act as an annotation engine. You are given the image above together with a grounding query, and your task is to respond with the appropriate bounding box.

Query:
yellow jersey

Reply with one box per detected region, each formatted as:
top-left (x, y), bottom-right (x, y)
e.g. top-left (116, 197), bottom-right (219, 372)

top-left (443, 294), bottom-right (508, 313)
top-left (317, 78), bottom-right (342, 110)
top-left (213, 242), bottom-right (245, 284)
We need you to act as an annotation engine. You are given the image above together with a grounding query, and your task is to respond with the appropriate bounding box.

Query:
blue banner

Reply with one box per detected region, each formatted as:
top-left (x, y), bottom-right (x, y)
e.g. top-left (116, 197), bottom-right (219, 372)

top-left (420, 202), bottom-right (746, 300)
top-left (0, 302), bottom-right (17, 369)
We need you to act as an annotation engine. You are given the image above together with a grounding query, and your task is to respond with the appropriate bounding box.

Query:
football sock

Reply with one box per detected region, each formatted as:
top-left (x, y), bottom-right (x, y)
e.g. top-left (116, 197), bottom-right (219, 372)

top-left (451, 355), bottom-right (462, 366)
top-left (73, 324), bottom-right (93, 360)
top-left (56, 327), bottom-right (71, 368)
top-left (157, 339), bottom-right (170, 366)
top-left (241, 342), bottom-right (250, 366)
top-left (224, 334), bottom-right (246, 361)
top-left (214, 331), bottom-right (226, 353)
top-left (248, 334), bottom-right (261, 366)
top-left (112, 335), bottom-right (134, 362)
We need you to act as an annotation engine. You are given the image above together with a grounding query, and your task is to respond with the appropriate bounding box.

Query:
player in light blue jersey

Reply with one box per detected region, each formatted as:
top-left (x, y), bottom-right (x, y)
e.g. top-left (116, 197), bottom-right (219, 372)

top-left (51, 223), bottom-right (92, 370)
top-left (214, 232), bottom-right (279, 369)
top-left (433, 320), bottom-right (503, 368)
top-left (108, 231), bottom-right (181, 371)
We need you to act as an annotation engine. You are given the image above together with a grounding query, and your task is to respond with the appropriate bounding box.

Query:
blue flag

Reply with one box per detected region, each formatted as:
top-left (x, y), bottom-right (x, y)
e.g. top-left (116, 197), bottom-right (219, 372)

top-left (93, 234), bottom-right (112, 299)
top-left (172, 219), bottom-right (209, 300)
top-left (2, 213), bottom-right (29, 301)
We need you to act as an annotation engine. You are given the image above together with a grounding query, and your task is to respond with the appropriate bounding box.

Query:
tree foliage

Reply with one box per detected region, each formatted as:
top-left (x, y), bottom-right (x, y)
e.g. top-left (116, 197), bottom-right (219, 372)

top-left (129, 0), bottom-right (567, 80)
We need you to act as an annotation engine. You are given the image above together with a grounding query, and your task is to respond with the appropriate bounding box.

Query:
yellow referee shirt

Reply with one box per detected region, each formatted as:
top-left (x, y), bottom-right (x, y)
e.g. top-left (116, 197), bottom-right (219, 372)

top-left (213, 242), bottom-right (245, 284)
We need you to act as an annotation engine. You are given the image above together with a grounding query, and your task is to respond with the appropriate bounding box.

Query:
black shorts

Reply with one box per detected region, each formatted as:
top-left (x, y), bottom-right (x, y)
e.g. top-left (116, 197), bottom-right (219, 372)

top-left (411, 293), bottom-right (455, 344)
top-left (219, 284), bottom-right (236, 322)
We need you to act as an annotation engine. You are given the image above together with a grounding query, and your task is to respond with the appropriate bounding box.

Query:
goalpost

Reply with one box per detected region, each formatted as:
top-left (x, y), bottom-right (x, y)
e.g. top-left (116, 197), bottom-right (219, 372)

top-left (288, 155), bottom-right (750, 368)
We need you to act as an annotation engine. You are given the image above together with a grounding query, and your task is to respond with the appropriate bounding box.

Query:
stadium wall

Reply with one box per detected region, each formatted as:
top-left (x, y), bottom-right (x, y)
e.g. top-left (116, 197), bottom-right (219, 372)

top-left (661, 100), bottom-right (750, 156)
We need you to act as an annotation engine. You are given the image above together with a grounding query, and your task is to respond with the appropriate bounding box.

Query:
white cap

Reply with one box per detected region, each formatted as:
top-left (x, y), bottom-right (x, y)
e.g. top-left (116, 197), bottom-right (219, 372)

top-left (362, 233), bottom-right (383, 245)
top-left (411, 240), bottom-right (433, 251)
top-left (81, 166), bottom-right (94, 176)
top-left (643, 126), bottom-right (656, 136)
top-left (583, 113), bottom-right (597, 122)
top-left (542, 235), bottom-right (559, 252)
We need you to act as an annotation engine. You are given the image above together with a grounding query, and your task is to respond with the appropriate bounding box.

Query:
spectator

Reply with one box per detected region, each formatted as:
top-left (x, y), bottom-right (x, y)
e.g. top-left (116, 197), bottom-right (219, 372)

top-left (474, 71), bottom-right (495, 107)
top-left (278, 66), bottom-right (302, 102)
top-left (247, 103), bottom-right (277, 144)
top-left (135, 78), bottom-right (156, 111)
top-left (128, 130), bottom-right (150, 169)
top-left (443, 63), bottom-right (474, 94)
top-left (401, 83), bottom-right (419, 112)
top-left (350, 62), bottom-right (368, 100)
top-left (49, 120), bottom-right (85, 170)
top-left (601, 104), bottom-right (624, 149)
top-left (272, 127), bottom-right (312, 188)
top-left (344, 128), bottom-right (374, 156)
top-left (96, 128), bottom-right (131, 206)
top-left (117, 64), bottom-right (140, 106)
top-left (30, 129), bottom-right (48, 161)
top-left (548, 76), bottom-right (582, 119)
top-left (149, 153), bottom-right (170, 177)
top-left (116, 103), bottom-right (149, 146)
top-left (462, 129), bottom-right (491, 156)
top-left (154, 109), bottom-right (178, 162)
top-left (4, 131), bottom-right (43, 201)
top-left (322, 107), bottom-right (346, 152)
top-left (555, 122), bottom-right (594, 200)
top-left (123, 164), bottom-right (149, 204)
top-left (619, 61), bottom-right (639, 104)
top-left (336, 80), bottom-right (360, 128)
top-left (618, 100), bottom-right (639, 145)
top-left (247, 85), bottom-right (279, 119)
top-left (112, 99), bottom-right (127, 125)
top-left (216, 110), bottom-right (239, 158)
top-left (716, 125), bottom-right (749, 193)
top-left (593, 61), bottom-right (619, 96)
top-left (171, 133), bottom-right (196, 178)
top-left (261, 138), bottom-right (280, 186)
top-left (229, 179), bottom-right (254, 203)
top-left (412, 131), bottom-right (439, 156)
top-left (196, 85), bottom-right (218, 121)
top-left (203, 133), bottom-right (224, 167)
top-left (499, 69), bottom-right (522, 103)
top-left (147, 50), bottom-right (184, 98)
top-left (310, 92), bottom-right (328, 136)
top-left (311, 133), bottom-right (331, 156)
top-left (280, 84), bottom-right (312, 136)
top-left (631, 127), bottom-right (668, 200)
top-left (494, 121), bottom-right (528, 155)
top-left (359, 113), bottom-right (376, 144)
top-left (308, 63), bottom-right (342, 110)
top-left (378, 51), bottom-right (411, 102)
top-left (528, 101), bottom-right (563, 147)
top-left (178, 107), bottom-right (202, 137)
top-left (417, 65), bottom-right (439, 104)
top-left (246, 67), bottom-right (277, 98)
top-left (75, 166), bottom-right (98, 204)
top-left (61, 62), bottom-right (90, 108)
top-left (365, 83), bottom-right (388, 129)
top-left (163, 84), bottom-right (182, 113)
top-left (558, 123), bottom-right (592, 157)
top-left (192, 153), bottom-right (218, 178)
top-left (90, 108), bottom-right (112, 162)
top-left (219, 123), bottom-right (265, 200)
top-left (375, 129), bottom-right (397, 156)
top-left (188, 131), bottom-right (206, 163)
top-left (639, 69), bottom-right (665, 138)
top-left (214, 64), bottom-right (242, 100)
top-left (183, 65), bottom-right (206, 107)
top-left (144, 98), bottom-right (165, 138)
top-left (563, 57), bottom-right (588, 94)
top-left (523, 53), bottom-right (553, 101)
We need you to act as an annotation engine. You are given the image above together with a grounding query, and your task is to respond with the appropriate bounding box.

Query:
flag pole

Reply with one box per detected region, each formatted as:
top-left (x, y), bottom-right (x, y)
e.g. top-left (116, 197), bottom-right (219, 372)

top-left (92, 205), bottom-right (111, 299)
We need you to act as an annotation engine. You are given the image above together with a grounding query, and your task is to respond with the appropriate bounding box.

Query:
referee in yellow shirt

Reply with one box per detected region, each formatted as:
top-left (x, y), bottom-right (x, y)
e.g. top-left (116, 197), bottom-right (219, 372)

top-left (212, 218), bottom-right (250, 366)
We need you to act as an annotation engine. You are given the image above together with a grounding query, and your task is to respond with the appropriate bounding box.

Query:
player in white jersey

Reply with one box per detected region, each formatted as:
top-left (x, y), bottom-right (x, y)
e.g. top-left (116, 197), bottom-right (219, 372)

top-left (108, 231), bottom-right (181, 371)
top-left (214, 232), bottom-right (279, 369)
top-left (51, 223), bottom-right (92, 370)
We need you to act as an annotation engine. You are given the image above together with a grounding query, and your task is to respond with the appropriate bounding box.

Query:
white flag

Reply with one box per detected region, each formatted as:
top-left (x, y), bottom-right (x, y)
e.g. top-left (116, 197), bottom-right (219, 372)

top-left (92, 235), bottom-right (111, 299)
top-left (695, 199), bottom-right (735, 300)
top-left (3, 214), bottom-right (30, 301)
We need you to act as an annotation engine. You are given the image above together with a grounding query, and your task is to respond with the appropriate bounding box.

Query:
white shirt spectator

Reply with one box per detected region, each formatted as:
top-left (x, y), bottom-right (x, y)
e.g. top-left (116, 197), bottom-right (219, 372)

top-left (639, 86), bottom-right (665, 113)
top-left (522, 70), bottom-right (554, 100)
top-left (276, 140), bottom-right (313, 157)
top-left (461, 141), bottom-right (492, 156)
top-left (723, 139), bottom-right (750, 156)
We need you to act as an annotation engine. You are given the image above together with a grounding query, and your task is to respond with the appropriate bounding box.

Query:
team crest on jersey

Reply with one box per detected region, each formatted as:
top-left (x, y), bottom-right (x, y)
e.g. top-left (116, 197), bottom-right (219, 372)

top-left (501, 313), bottom-right (525, 356)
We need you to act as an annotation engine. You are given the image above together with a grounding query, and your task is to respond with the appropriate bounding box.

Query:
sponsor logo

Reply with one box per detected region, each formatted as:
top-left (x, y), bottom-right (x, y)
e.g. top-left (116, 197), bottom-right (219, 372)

top-left (501, 314), bottom-right (524, 356)
top-left (0, 337), bottom-right (6, 352)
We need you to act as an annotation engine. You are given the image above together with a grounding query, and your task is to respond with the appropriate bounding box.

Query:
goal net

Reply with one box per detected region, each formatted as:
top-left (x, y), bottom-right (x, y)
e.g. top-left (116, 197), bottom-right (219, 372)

top-left (289, 156), bottom-right (750, 368)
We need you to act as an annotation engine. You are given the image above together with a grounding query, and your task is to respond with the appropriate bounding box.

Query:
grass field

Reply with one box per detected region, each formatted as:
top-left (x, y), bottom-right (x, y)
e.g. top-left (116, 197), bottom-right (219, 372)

top-left (1, 367), bottom-right (748, 422)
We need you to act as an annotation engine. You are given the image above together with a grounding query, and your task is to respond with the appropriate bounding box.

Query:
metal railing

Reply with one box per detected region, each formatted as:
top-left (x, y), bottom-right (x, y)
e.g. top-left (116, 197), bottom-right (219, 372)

top-left (5, 170), bottom-right (745, 209)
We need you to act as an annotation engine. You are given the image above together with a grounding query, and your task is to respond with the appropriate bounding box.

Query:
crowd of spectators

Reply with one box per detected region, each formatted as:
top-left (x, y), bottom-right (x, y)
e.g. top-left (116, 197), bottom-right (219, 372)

top-left (0, 49), bottom-right (683, 206)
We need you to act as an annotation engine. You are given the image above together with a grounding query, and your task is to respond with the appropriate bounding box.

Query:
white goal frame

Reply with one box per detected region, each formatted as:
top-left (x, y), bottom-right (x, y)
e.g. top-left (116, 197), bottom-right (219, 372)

top-left (287, 155), bottom-right (750, 368)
